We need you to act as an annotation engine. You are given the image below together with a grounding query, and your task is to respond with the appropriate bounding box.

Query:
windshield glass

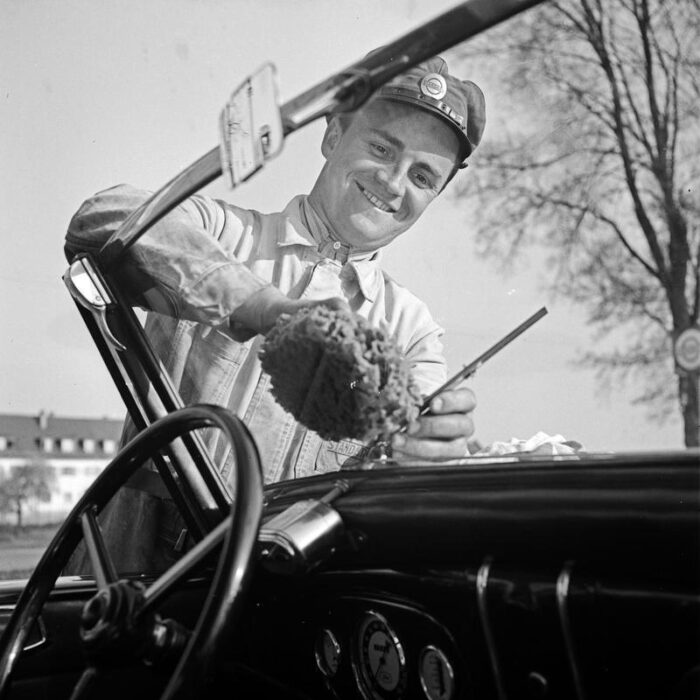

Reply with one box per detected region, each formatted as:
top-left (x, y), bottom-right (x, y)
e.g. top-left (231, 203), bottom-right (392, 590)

top-left (1, 0), bottom-right (696, 580)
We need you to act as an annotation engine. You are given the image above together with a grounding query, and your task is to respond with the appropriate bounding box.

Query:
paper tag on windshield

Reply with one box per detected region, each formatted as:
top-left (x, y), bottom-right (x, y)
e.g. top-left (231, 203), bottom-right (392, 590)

top-left (219, 63), bottom-right (284, 187)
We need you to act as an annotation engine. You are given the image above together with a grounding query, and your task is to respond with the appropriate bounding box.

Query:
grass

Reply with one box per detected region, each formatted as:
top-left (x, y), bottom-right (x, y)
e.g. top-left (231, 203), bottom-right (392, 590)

top-left (0, 524), bottom-right (61, 580)
top-left (0, 523), bottom-right (60, 547)
top-left (0, 568), bottom-right (38, 581)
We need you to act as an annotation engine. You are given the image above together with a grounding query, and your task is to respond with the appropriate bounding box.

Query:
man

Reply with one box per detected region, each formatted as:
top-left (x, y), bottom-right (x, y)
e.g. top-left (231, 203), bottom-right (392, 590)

top-left (66, 56), bottom-right (484, 569)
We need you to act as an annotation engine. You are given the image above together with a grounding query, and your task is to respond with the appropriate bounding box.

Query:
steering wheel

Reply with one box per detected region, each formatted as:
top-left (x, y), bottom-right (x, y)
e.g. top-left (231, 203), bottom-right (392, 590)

top-left (0, 404), bottom-right (263, 700)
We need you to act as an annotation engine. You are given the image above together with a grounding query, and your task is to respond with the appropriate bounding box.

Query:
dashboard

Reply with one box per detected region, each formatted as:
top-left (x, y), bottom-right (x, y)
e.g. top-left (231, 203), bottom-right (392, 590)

top-left (311, 596), bottom-right (461, 700)
top-left (238, 570), bottom-right (477, 700)
top-left (2, 457), bottom-right (698, 700)
top-left (235, 560), bottom-right (700, 700)
top-left (231, 457), bottom-right (700, 700)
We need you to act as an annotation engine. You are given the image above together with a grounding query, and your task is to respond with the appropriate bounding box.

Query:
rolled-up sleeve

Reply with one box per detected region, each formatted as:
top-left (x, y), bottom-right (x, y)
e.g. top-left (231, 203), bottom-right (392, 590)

top-left (65, 184), bottom-right (269, 325)
top-left (405, 318), bottom-right (447, 396)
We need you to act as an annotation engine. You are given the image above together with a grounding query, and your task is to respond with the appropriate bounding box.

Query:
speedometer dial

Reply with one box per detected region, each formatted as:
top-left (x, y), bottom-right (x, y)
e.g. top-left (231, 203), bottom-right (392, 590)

top-left (354, 611), bottom-right (407, 700)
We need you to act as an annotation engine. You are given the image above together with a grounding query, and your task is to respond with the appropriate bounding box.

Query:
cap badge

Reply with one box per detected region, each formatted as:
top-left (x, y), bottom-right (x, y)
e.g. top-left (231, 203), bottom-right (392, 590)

top-left (419, 73), bottom-right (447, 100)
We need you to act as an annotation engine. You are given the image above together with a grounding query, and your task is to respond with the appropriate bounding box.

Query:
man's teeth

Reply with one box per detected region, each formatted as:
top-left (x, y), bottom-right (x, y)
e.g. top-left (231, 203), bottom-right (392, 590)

top-left (361, 187), bottom-right (392, 212)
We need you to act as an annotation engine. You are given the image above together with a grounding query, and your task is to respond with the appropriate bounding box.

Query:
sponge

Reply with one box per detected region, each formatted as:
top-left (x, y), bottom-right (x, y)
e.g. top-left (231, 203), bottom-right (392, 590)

top-left (259, 305), bottom-right (420, 442)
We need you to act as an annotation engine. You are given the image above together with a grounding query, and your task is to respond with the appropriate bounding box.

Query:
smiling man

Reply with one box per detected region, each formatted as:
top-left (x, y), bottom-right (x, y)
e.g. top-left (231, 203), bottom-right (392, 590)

top-left (308, 97), bottom-right (461, 252)
top-left (66, 56), bottom-right (484, 567)
top-left (68, 56), bottom-right (485, 476)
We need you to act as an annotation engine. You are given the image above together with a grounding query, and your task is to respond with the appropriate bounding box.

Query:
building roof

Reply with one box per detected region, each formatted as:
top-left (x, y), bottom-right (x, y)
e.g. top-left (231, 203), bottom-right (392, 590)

top-left (0, 411), bottom-right (123, 458)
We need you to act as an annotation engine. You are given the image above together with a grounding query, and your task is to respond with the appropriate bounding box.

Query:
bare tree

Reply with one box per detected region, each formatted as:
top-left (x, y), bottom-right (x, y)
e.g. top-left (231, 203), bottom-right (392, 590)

top-left (0, 463), bottom-right (56, 529)
top-left (454, 0), bottom-right (700, 445)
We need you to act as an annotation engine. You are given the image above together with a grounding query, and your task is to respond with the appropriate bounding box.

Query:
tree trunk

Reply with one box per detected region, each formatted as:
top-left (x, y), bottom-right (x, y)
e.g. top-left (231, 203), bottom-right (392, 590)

top-left (15, 500), bottom-right (22, 530)
top-left (679, 374), bottom-right (699, 447)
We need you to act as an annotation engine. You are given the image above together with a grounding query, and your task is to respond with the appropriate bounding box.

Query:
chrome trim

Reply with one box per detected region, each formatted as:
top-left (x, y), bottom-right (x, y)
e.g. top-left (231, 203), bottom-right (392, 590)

top-left (527, 671), bottom-right (548, 696)
top-left (21, 615), bottom-right (46, 652)
top-left (419, 644), bottom-right (455, 700)
top-left (556, 561), bottom-right (586, 700)
top-left (315, 627), bottom-right (341, 678)
top-left (63, 257), bottom-right (125, 351)
top-left (0, 575), bottom-right (97, 595)
top-left (0, 606), bottom-right (46, 652)
top-left (258, 498), bottom-right (345, 575)
top-left (476, 558), bottom-right (507, 700)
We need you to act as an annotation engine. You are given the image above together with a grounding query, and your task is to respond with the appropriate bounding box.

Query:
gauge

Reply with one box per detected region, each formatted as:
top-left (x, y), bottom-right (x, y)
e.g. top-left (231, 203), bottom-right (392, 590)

top-left (315, 628), bottom-right (341, 678)
top-left (354, 611), bottom-right (407, 700)
top-left (419, 646), bottom-right (455, 700)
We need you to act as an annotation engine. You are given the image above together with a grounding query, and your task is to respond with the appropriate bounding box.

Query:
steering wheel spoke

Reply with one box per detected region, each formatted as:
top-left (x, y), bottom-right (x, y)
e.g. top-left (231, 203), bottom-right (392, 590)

top-left (80, 507), bottom-right (118, 591)
top-left (141, 518), bottom-right (229, 617)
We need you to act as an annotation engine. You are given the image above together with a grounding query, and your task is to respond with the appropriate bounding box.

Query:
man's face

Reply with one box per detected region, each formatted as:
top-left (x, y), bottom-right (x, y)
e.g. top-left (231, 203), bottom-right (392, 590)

top-left (309, 99), bottom-right (460, 252)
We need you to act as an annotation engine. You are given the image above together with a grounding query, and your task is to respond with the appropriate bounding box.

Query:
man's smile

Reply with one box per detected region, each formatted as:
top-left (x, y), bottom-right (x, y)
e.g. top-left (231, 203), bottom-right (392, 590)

top-left (357, 183), bottom-right (396, 213)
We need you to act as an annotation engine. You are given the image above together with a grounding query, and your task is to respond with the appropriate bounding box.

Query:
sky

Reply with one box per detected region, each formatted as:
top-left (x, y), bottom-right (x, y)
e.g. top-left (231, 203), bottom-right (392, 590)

top-left (0, 0), bottom-right (683, 452)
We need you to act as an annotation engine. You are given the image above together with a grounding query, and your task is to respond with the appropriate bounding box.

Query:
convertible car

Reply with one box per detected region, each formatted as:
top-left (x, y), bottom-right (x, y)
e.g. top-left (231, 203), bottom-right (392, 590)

top-left (1, 1), bottom-right (698, 699)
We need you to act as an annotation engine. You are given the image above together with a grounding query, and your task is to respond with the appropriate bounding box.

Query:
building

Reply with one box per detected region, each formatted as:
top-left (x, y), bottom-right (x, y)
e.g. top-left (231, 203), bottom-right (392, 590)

top-left (0, 411), bottom-right (123, 525)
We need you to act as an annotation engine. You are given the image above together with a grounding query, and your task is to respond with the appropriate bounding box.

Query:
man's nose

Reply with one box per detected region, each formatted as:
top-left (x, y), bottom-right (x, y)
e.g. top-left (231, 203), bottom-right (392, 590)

top-left (375, 164), bottom-right (405, 196)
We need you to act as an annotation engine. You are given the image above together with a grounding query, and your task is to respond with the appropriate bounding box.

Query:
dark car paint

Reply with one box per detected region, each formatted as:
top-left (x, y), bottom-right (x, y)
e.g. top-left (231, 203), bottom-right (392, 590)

top-left (2, 452), bottom-right (697, 699)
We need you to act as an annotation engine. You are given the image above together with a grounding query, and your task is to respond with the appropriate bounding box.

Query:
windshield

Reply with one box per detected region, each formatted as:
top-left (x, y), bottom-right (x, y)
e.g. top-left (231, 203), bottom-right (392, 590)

top-left (1, 0), bottom-right (697, 579)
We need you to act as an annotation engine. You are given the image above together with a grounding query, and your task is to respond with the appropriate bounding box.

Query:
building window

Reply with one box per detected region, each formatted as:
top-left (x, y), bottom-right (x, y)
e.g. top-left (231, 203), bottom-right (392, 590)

top-left (61, 466), bottom-right (77, 476)
top-left (101, 439), bottom-right (116, 454)
top-left (85, 466), bottom-right (101, 476)
top-left (0, 437), bottom-right (6, 450)
top-left (81, 438), bottom-right (96, 454)
top-left (60, 438), bottom-right (76, 453)
top-left (38, 437), bottom-right (54, 452)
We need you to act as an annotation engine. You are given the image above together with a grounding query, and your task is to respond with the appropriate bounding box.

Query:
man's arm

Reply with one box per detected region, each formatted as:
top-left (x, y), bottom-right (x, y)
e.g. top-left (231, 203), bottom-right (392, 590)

top-left (65, 184), bottom-right (345, 337)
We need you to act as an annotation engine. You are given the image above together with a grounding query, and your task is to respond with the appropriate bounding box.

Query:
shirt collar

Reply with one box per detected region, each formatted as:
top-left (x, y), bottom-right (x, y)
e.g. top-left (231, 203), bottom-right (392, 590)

top-left (344, 257), bottom-right (382, 303)
top-left (278, 195), bottom-right (383, 302)
top-left (278, 196), bottom-right (317, 249)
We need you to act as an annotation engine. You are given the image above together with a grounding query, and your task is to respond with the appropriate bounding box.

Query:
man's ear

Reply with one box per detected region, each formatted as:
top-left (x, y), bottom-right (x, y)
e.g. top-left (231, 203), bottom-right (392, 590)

top-left (321, 117), bottom-right (343, 158)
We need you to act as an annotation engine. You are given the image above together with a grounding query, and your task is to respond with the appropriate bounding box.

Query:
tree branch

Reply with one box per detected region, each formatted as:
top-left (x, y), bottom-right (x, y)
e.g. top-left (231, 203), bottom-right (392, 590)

top-left (577, 0), bottom-right (671, 287)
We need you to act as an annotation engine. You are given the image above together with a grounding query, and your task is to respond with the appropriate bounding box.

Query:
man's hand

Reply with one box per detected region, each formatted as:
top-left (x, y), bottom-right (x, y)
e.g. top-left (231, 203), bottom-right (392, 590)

top-left (230, 285), bottom-right (348, 337)
top-left (273, 296), bottom-right (349, 332)
top-left (391, 387), bottom-right (476, 461)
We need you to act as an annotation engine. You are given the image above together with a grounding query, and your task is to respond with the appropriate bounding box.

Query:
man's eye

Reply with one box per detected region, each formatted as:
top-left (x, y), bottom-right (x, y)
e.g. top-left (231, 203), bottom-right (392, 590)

top-left (412, 171), bottom-right (433, 188)
top-left (371, 143), bottom-right (389, 157)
